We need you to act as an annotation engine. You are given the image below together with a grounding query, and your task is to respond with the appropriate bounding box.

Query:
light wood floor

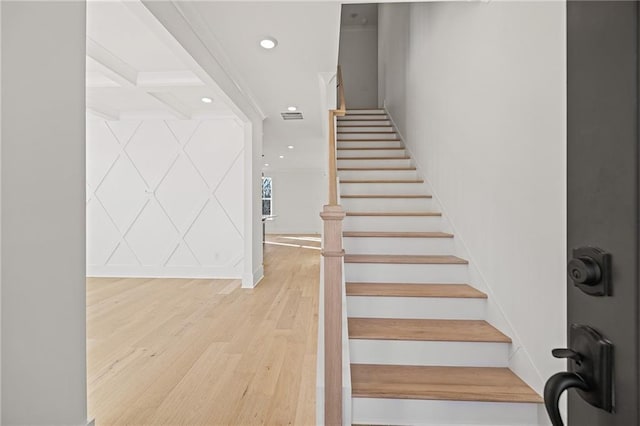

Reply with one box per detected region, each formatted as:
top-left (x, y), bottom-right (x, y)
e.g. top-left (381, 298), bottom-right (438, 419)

top-left (87, 235), bottom-right (321, 425)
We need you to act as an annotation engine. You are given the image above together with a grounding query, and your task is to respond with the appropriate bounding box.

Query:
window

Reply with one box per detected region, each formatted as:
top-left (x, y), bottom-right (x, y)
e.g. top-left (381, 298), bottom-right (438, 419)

top-left (262, 177), bottom-right (273, 216)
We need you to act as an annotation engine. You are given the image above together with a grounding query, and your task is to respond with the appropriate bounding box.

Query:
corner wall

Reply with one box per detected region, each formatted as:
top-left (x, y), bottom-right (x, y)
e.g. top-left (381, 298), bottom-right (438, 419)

top-left (86, 118), bottom-right (245, 278)
top-left (379, 1), bottom-right (566, 395)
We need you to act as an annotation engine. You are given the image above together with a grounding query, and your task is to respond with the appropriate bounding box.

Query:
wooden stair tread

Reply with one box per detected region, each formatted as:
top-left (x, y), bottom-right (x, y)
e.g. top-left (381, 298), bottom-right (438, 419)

top-left (348, 318), bottom-right (510, 343)
top-left (338, 131), bottom-right (396, 134)
top-left (351, 364), bottom-right (542, 403)
top-left (341, 195), bottom-right (431, 199)
top-left (340, 180), bottom-right (424, 184)
top-left (345, 211), bottom-right (441, 217)
top-left (337, 156), bottom-right (410, 160)
top-left (344, 254), bottom-right (466, 264)
top-left (337, 124), bottom-right (392, 128)
top-left (343, 231), bottom-right (451, 238)
top-left (338, 167), bottom-right (416, 171)
top-left (338, 117), bottom-right (389, 121)
top-left (337, 147), bottom-right (405, 151)
top-left (338, 138), bottom-right (401, 142)
top-left (345, 112), bottom-right (387, 115)
top-left (346, 283), bottom-right (487, 298)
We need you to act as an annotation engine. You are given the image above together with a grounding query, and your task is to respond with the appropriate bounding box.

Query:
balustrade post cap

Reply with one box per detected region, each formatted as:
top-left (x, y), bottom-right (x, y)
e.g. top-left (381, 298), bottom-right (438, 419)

top-left (320, 205), bottom-right (346, 220)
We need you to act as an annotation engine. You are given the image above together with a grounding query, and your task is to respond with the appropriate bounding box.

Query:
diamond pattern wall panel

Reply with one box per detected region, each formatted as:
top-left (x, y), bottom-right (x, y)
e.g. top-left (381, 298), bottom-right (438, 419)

top-left (185, 120), bottom-right (244, 188)
top-left (155, 156), bottom-right (208, 232)
top-left (86, 118), bottom-right (245, 278)
top-left (214, 153), bottom-right (245, 237)
top-left (86, 121), bottom-right (120, 189)
top-left (184, 199), bottom-right (244, 266)
top-left (125, 200), bottom-right (178, 266)
top-left (125, 121), bottom-right (179, 188)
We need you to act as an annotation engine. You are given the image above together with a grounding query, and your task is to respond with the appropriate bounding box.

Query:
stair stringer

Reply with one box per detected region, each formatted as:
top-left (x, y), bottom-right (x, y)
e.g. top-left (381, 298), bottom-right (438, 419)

top-left (385, 107), bottom-right (551, 425)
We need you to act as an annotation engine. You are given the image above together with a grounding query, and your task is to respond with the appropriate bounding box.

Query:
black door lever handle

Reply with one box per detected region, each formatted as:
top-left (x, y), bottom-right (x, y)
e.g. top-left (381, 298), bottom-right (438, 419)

top-left (544, 372), bottom-right (590, 426)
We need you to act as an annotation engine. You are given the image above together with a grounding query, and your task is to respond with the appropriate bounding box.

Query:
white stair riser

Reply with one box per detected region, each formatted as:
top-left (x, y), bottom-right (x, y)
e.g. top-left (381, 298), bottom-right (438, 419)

top-left (345, 263), bottom-right (468, 283)
top-left (352, 398), bottom-right (541, 426)
top-left (338, 158), bottom-right (412, 168)
top-left (337, 120), bottom-right (392, 126)
top-left (345, 109), bottom-right (385, 114)
top-left (341, 197), bottom-right (434, 212)
top-left (338, 141), bottom-right (403, 148)
top-left (347, 296), bottom-right (485, 320)
top-left (340, 182), bottom-right (427, 195)
top-left (344, 236), bottom-right (452, 255)
top-left (337, 126), bottom-right (394, 133)
top-left (338, 170), bottom-right (418, 180)
top-left (337, 148), bottom-right (406, 158)
top-left (343, 216), bottom-right (442, 232)
top-left (350, 340), bottom-right (508, 367)
top-left (339, 133), bottom-right (398, 140)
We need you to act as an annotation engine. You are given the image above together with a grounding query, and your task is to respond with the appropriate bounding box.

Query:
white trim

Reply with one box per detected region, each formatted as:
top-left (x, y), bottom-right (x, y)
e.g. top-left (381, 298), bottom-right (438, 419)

top-left (242, 265), bottom-right (264, 288)
top-left (87, 266), bottom-right (242, 280)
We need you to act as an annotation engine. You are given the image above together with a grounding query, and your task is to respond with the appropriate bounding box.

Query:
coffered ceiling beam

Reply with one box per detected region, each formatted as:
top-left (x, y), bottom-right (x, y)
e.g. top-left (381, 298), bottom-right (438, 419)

top-left (86, 38), bottom-right (137, 88)
top-left (147, 92), bottom-right (192, 119)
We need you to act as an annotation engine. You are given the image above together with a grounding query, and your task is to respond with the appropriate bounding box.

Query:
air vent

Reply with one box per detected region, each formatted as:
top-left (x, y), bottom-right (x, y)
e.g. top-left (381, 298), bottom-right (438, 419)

top-left (281, 111), bottom-right (304, 120)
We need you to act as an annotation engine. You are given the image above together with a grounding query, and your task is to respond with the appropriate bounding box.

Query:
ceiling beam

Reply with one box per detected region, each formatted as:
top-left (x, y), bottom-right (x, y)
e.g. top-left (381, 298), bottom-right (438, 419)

top-left (135, 1), bottom-right (265, 122)
top-left (146, 91), bottom-right (192, 119)
top-left (137, 71), bottom-right (204, 88)
top-left (86, 38), bottom-right (137, 88)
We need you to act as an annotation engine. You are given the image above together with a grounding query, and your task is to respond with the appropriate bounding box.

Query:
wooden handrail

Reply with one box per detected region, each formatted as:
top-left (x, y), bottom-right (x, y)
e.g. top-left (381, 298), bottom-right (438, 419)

top-left (322, 65), bottom-right (347, 426)
top-left (328, 66), bottom-right (346, 205)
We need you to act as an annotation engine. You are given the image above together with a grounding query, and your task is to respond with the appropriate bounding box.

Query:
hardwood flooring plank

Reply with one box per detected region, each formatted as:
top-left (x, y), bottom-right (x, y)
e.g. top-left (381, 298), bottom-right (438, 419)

top-left (87, 235), bottom-right (320, 425)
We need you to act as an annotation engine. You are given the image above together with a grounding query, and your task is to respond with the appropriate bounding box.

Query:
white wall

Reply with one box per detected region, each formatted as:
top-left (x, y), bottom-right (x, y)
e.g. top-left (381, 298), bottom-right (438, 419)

top-left (339, 26), bottom-right (378, 108)
top-left (1, 2), bottom-right (87, 424)
top-left (141, 1), bottom-right (264, 288)
top-left (379, 1), bottom-right (567, 396)
top-left (87, 118), bottom-right (245, 278)
top-left (264, 169), bottom-right (325, 235)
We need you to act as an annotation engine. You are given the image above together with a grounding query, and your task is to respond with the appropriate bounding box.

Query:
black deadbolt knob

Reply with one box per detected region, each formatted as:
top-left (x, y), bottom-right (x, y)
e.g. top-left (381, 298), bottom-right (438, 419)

top-left (567, 256), bottom-right (602, 285)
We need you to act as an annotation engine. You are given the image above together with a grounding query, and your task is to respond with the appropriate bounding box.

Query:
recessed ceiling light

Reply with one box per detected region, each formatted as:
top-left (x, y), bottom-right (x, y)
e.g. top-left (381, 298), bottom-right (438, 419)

top-left (260, 37), bottom-right (278, 49)
top-left (201, 97), bottom-right (213, 103)
top-left (287, 106), bottom-right (297, 111)
top-left (264, 163), bottom-right (269, 167)
top-left (287, 145), bottom-right (294, 149)
top-left (279, 155), bottom-right (284, 159)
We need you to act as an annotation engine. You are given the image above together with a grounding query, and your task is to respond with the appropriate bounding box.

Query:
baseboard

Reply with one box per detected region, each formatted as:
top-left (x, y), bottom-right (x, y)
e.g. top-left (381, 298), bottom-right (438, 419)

top-left (87, 265), bottom-right (242, 280)
top-left (242, 265), bottom-right (264, 288)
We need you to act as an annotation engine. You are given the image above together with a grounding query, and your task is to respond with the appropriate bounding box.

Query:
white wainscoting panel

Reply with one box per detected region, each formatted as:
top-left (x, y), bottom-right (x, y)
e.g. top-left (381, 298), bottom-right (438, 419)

top-left (86, 118), bottom-right (245, 278)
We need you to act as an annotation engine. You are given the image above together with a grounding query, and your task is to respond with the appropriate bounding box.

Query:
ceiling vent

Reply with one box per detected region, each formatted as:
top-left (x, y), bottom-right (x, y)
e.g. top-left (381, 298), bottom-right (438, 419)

top-left (281, 111), bottom-right (304, 120)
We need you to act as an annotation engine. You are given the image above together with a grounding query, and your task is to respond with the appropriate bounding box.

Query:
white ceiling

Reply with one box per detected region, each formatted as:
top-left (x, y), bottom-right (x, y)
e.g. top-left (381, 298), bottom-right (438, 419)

top-left (88, 1), bottom-right (342, 170)
top-left (180, 1), bottom-right (342, 171)
top-left (86, 1), bottom-right (235, 121)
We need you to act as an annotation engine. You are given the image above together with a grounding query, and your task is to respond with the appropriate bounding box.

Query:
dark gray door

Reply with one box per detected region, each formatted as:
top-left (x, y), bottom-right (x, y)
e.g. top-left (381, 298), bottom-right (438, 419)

top-left (565, 1), bottom-right (639, 424)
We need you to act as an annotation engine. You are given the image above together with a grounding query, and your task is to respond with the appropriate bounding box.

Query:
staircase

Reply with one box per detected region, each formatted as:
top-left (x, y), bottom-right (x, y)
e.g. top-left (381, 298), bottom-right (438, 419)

top-left (337, 108), bottom-right (543, 425)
